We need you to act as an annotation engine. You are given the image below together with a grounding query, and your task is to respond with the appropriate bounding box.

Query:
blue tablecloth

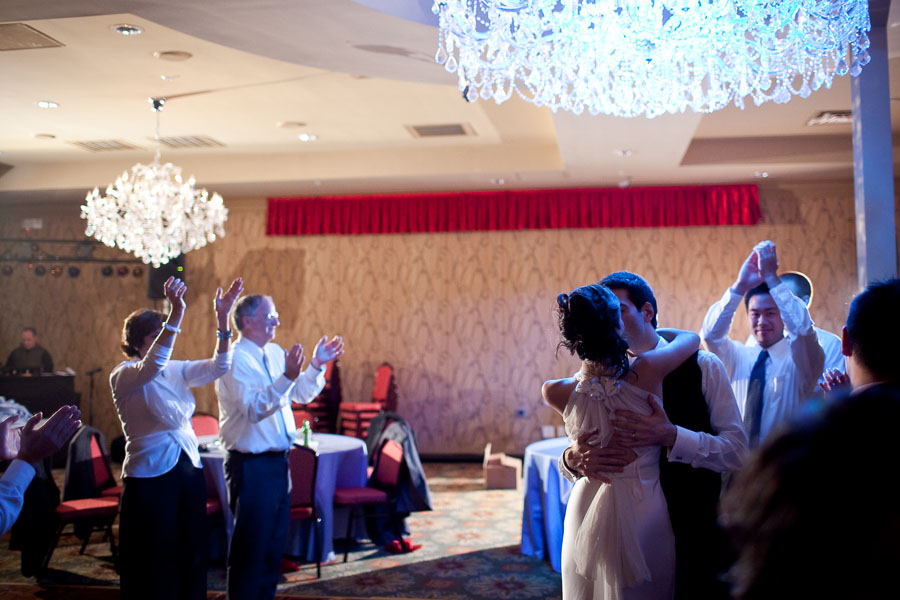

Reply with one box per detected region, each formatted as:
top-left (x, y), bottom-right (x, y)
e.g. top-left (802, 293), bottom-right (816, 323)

top-left (285, 433), bottom-right (368, 562)
top-left (201, 432), bottom-right (368, 563)
top-left (520, 437), bottom-right (573, 573)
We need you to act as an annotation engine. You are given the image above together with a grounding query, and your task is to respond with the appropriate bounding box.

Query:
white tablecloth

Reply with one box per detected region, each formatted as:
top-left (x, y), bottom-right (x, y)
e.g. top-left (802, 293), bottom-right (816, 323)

top-left (199, 432), bottom-right (368, 563)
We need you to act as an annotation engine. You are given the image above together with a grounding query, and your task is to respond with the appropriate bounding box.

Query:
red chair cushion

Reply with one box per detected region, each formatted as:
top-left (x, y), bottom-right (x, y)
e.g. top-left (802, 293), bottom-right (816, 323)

top-left (191, 414), bottom-right (219, 437)
top-left (89, 436), bottom-right (113, 489)
top-left (372, 365), bottom-right (392, 402)
top-left (333, 487), bottom-right (388, 505)
top-left (375, 440), bottom-right (404, 487)
top-left (292, 409), bottom-right (314, 429)
top-left (340, 402), bottom-right (381, 411)
top-left (56, 498), bottom-right (119, 520)
top-left (100, 485), bottom-right (123, 498)
top-left (290, 506), bottom-right (314, 519)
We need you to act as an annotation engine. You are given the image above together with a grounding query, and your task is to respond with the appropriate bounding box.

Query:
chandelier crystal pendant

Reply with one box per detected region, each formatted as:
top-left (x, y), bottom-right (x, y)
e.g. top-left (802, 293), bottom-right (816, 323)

top-left (432, 1), bottom-right (872, 118)
top-left (81, 98), bottom-right (227, 267)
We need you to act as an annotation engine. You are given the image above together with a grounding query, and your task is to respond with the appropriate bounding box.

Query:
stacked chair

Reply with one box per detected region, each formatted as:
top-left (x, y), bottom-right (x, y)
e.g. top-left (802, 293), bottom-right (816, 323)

top-left (338, 363), bottom-right (397, 439)
top-left (298, 360), bottom-right (342, 432)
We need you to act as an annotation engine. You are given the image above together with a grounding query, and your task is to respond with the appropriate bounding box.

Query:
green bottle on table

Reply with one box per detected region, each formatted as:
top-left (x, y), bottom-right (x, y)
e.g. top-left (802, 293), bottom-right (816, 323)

top-left (302, 419), bottom-right (312, 447)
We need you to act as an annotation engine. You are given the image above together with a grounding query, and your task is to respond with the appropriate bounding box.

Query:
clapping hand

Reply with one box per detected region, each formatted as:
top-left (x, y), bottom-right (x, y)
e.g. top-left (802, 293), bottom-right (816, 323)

top-left (13, 406), bottom-right (82, 466)
top-left (164, 276), bottom-right (187, 310)
top-left (215, 277), bottom-right (244, 325)
top-left (0, 416), bottom-right (20, 461)
top-left (284, 344), bottom-right (305, 381)
top-left (755, 240), bottom-right (779, 281)
top-left (311, 335), bottom-right (344, 369)
top-left (733, 247), bottom-right (763, 295)
top-left (819, 368), bottom-right (851, 395)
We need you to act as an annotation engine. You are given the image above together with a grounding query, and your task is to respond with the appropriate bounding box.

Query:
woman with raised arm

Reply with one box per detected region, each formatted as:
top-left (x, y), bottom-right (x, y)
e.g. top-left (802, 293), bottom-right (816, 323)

top-left (111, 275), bottom-right (243, 600)
top-left (542, 283), bottom-right (699, 600)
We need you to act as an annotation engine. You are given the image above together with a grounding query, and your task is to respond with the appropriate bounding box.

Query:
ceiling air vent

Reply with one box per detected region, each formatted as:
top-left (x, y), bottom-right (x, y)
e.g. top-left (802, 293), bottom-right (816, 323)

top-left (69, 140), bottom-right (141, 152)
top-left (156, 135), bottom-right (225, 149)
top-left (807, 110), bottom-right (853, 126)
top-left (0, 23), bottom-right (65, 51)
top-left (406, 123), bottom-right (474, 138)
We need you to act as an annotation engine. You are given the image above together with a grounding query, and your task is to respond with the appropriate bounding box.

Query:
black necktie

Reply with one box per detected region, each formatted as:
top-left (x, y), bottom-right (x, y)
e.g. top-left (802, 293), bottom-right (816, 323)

top-left (744, 349), bottom-right (769, 448)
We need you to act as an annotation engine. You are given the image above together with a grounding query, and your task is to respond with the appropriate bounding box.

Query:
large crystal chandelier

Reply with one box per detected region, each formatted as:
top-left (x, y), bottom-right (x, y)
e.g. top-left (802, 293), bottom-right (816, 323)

top-left (432, 1), bottom-right (872, 118)
top-left (81, 98), bottom-right (227, 267)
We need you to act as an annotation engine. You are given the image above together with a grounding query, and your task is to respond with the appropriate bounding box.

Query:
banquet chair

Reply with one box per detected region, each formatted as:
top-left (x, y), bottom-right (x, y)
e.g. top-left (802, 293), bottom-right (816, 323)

top-left (62, 426), bottom-right (122, 500)
top-left (292, 408), bottom-right (316, 430)
top-left (286, 444), bottom-right (321, 577)
top-left (44, 429), bottom-right (122, 570)
top-left (339, 363), bottom-right (396, 439)
top-left (191, 412), bottom-right (220, 437)
top-left (332, 438), bottom-right (403, 562)
top-left (302, 360), bottom-right (341, 432)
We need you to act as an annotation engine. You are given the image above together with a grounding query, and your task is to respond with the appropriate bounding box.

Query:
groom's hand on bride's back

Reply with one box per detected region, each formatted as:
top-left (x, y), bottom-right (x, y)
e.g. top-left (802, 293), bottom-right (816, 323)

top-left (564, 430), bottom-right (638, 484)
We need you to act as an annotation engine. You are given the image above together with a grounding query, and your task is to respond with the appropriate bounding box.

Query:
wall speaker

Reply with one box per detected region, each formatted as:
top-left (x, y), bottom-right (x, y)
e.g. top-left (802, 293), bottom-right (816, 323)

top-left (147, 255), bottom-right (185, 299)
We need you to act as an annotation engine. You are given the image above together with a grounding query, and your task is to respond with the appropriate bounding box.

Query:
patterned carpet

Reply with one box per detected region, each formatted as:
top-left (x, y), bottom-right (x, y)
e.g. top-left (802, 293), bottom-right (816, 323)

top-left (0, 463), bottom-right (562, 599)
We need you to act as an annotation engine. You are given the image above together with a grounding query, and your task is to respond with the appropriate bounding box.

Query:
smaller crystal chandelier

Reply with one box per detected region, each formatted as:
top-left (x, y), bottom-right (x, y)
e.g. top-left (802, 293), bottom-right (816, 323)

top-left (82, 97), bottom-right (227, 267)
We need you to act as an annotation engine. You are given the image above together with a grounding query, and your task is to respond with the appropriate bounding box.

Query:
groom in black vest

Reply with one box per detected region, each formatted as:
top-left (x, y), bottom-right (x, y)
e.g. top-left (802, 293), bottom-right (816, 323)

top-left (558, 271), bottom-right (747, 599)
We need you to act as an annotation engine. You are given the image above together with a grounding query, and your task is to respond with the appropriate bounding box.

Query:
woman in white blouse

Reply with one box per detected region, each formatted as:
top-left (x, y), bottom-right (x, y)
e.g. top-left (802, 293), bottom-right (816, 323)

top-left (111, 275), bottom-right (242, 600)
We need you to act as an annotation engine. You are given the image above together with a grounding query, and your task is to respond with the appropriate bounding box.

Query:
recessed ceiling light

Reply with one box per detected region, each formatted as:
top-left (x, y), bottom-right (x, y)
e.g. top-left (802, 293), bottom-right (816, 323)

top-left (112, 24), bottom-right (143, 36)
top-left (490, 177), bottom-right (505, 185)
top-left (298, 133), bottom-right (318, 142)
top-left (160, 75), bottom-right (179, 81)
top-left (278, 121), bottom-right (307, 129)
top-left (154, 50), bottom-right (193, 62)
top-left (754, 171), bottom-right (769, 178)
top-left (34, 133), bottom-right (56, 139)
top-left (36, 100), bottom-right (59, 109)
top-left (614, 149), bottom-right (633, 157)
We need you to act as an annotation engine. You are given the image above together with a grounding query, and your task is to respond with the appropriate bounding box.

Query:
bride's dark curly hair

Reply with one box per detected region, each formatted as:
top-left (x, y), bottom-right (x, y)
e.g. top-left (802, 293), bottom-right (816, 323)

top-left (556, 284), bottom-right (630, 378)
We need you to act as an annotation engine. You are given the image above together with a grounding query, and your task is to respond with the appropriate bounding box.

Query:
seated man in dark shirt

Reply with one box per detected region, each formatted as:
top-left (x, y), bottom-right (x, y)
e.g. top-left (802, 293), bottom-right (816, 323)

top-left (5, 327), bottom-right (53, 375)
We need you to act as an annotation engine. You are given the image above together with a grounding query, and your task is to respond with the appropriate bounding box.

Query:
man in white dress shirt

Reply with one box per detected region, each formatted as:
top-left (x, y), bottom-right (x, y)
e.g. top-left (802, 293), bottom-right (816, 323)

top-left (774, 271), bottom-right (844, 384)
top-left (701, 241), bottom-right (825, 447)
top-left (216, 294), bottom-right (343, 600)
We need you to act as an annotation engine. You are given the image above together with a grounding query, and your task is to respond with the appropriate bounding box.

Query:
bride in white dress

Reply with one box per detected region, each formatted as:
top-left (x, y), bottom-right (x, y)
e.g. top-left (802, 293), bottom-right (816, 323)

top-left (542, 283), bottom-right (700, 600)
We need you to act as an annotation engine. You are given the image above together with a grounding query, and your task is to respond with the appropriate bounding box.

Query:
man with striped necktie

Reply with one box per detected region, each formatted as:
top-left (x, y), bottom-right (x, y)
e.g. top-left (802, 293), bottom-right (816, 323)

top-left (701, 241), bottom-right (824, 447)
top-left (216, 294), bottom-right (343, 600)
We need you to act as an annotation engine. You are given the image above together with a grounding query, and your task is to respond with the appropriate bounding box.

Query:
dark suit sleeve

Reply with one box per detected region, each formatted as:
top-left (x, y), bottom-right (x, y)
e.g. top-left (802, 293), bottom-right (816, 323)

top-left (42, 349), bottom-right (53, 373)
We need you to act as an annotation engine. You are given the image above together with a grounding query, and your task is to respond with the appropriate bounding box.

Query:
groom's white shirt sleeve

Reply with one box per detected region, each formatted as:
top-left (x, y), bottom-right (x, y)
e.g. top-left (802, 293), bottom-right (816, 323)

top-left (557, 341), bottom-right (748, 480)
top-left (666, 348), bottom-right (747, 472)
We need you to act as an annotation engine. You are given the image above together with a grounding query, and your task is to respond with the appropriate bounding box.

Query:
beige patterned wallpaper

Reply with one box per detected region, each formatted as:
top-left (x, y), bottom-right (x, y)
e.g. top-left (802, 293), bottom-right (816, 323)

top-left (0, 182), bottom-right (893, 455)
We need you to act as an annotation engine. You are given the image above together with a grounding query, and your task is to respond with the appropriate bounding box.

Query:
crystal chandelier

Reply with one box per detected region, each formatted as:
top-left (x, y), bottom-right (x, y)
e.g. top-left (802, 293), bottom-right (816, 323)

top-left (432, 1), bottom-right (872, 118)
top-left (81, 98), bottom-right (227, 267)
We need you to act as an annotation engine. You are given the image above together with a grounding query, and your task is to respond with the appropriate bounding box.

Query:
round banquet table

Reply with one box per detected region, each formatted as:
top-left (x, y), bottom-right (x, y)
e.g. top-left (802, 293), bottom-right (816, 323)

top-left (284, 432), bottom-right (368, 562)
top-left (520, 436), bottom-right (573, 573)
top-left (199, 432), bottom-right (368, 563)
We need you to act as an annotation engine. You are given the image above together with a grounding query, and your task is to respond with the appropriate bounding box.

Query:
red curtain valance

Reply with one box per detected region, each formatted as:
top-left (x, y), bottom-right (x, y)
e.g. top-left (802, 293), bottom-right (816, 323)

top-left (267, 185), bottom-right (760, 236)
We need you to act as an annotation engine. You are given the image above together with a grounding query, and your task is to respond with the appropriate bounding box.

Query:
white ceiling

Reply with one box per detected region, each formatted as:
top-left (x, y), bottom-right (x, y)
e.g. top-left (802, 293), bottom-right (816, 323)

top-left (0, 0), bottom-right (898, 203)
